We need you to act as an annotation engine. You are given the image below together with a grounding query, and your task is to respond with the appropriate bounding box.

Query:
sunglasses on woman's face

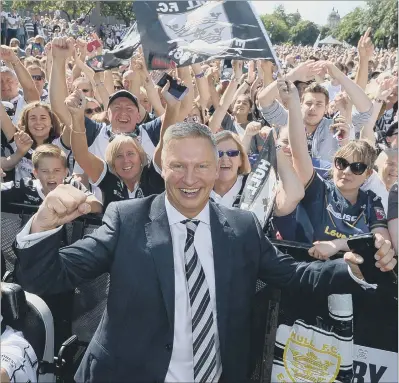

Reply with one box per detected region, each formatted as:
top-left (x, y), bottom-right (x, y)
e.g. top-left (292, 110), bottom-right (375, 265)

top-left (31, 74), bottom-right (44, 81)
top-left (85, 107), bottom-right (102, 115)
top-left (81, 88), bottom-right (91, 93)
top-left (334, 157), bottom-right (368, 175)
top-left (218, 150), bottom-right (240, 158)
top-left (114, 86), bottom-right (124, 91)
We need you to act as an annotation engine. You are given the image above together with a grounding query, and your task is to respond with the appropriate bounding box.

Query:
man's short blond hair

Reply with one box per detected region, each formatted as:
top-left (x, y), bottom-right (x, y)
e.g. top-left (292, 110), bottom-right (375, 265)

top-left (32, 144), bottom-right (67, 169)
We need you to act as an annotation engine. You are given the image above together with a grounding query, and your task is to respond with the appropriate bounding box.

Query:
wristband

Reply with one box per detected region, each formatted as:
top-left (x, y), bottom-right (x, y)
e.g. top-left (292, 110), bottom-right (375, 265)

top-left (375, 98), bottom-right (385, 103)
top-left (195, 72), bottom-right (205, 79)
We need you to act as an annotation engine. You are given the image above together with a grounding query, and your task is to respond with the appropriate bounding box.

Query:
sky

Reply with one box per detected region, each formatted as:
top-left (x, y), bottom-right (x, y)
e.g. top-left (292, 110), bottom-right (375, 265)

top-left (251, 1), bottom-right (366, 26)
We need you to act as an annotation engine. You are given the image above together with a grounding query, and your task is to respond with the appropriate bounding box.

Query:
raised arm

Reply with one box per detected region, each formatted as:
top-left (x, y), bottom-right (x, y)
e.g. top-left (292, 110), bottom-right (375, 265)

top-left (205, 66), bottom-right (221, 108)
top-left (176, 66), bottom-right (194, 122)
top-left (153, 81), bottom-right (181, 170)
top-left (360, 76), bottom-right (398, 143)
top-left (208, 60), bottom-right (242, 133)
top-left (1, 131), bottom-right (33, 171)
top-left (49, 37), bottom-right (75, 128)
top-left (314, 61), bottom-right (372, 113)
top-left (0, 102), bottom-right (17, 142)
top-left (1, 45), bottom-right (39, 103)
top-left (277, 79), bottom-right (314, 186)
top-left (191, 62), bottom-right (210, 109)
top-left (274, 148), bottom-right (305, 216)
top-left (355, 28), bottom-right (374, 91)
top-left (65, 90), bottom-right (105, 183)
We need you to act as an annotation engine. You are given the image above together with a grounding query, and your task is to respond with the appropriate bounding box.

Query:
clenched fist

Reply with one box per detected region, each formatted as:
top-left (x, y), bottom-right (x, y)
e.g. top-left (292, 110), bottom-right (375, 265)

top-left (31, 184), bottom-right (91, 233)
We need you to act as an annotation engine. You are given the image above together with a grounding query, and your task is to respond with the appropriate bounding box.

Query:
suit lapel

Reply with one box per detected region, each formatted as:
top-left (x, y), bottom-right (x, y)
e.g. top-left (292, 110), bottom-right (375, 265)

top-left (145, 193), bottom-right (175, 330)
top-left (210, 202), bottom-right (234, 359)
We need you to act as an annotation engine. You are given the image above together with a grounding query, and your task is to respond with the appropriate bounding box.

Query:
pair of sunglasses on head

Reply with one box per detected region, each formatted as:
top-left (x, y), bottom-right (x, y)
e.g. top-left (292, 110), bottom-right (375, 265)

top-left (334, 157), bottom-right (368, 175)
top-left (31, 74), bottom-right (44, 81)
top-left (85, 107), bottom-right (102, 115)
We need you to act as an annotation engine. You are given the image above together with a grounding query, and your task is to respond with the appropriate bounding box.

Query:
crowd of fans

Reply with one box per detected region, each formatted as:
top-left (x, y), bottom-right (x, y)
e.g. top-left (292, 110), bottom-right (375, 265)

top-left (0, 10), bottom-right (398, 382)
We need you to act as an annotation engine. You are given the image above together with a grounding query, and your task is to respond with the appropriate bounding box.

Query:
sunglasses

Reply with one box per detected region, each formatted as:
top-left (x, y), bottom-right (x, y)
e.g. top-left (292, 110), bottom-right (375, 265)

top-left (218, 150), bottom-right (240, 158)
top-left (334, 157), bottom-right (368, 175)
top-left (108, 132), bottom-right (138, 142)
top-left (85, 107), bottom-right (102, 115)
top-left (31, 74), bottom-right (44, 81)
top-left (81, 89), bottom-right (91, 93)
top-left (114, 86), bottom-right (124, 91)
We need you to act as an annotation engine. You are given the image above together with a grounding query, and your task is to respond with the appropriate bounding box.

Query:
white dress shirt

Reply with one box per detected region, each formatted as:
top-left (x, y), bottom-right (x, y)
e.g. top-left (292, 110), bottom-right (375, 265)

top-left (164, 197), bottom-right (222, 382)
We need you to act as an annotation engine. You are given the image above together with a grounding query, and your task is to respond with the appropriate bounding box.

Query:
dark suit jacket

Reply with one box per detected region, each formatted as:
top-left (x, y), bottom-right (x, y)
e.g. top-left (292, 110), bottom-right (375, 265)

top-left (15, 193), bottom-right (361, 382)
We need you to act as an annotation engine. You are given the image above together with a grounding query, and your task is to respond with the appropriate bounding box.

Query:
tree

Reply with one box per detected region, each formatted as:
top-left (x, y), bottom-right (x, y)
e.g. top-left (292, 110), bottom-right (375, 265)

top-left (260, 13), bottom-right (290, 45)
top-left (11, 0), bottom-right (95, 21)
top-left (290, 20), bottom-right (320, 46)
top-left (319, 26), bottom-right (331, 40)
top-left (100, 1), bottom-right (135, 27)
top-left (334, 0), bottom-right (397, 48)
top-left (273, 4), bottom-right (287, 20)
top-left (286, 11), bottom-right (301, 29)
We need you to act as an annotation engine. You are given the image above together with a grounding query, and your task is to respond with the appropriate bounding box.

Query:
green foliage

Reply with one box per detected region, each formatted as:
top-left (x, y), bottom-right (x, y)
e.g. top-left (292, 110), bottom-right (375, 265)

top-left (290, 20), bottom-right (320, 46)
top-left (260, 13), bottom-right (290, 44)
top-left (319, 26), bottom-right (331, 40)
top-left (11, 0), bottom-right (95, 21)
top-left (286, 12), bottom-right (301, 29)
top-left (100, 1), bottom-right (135, 26)
top-left (334, 0), bottom-right (398, 48)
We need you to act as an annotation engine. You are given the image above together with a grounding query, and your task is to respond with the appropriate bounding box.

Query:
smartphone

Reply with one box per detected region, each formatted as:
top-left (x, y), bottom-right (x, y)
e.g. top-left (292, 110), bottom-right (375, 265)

top-left (157, 73), bottom-right (188, 101)
top-left (87, 39), bottom-right (101, 53)
top-left (347, 233), bottom-right (397, 287)
top-left (86, 55), bottom-right (105, 72)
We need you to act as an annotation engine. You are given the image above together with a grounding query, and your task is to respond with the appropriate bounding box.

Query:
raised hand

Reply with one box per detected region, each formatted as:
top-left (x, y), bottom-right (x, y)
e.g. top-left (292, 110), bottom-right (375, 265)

top-left (232, 60), bottom-right (243, 80)
top-left (161, 78), bottom-right (183, 108)
top-left (0, 45), bottom-right (18, 64)
top-left (358, 28), bottom-right (374, 59)
top-left (276, 78), bottom-right (300, 106)
top-left (65, 90), bottom-right (86, 117)
top-left (376, 76), bottom-right (398, 101)
top-left (289, 60), bottom-right (316, 83)
top-left (244, 121), bottom-right (262, 137)
top-left (330, 115), bottom-right (351, 141)
top-left (51, 37), bottom-right (75, 61)
top-left (31, 184), bottom-right (92, 233)
top-left (14, 130), bottom-right (33, 155)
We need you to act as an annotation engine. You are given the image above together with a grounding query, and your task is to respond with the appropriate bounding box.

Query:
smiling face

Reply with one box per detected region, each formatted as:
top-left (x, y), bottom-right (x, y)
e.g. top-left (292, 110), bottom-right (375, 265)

top-left (233, 95), bottom-right (251, 116)
top-left (112, 142), bottom-right (143, 182)
top-left (139, 92), bottom-right (152, 113)
top-left (301, 92), bottom-right (328, 127)
top-left (333, 153), bottom-right (371, 193)
top-left (377, 151), bottom-right (398, 190)
top-left (33, 156), bottom-right (68, 195)
top-left (217, 138), bottom-right (241, 185)
top-left (277, 128), bottom-right (292, 159)
top-left (28, 66), bottom-right (45, 95)
top-left (107, 97), bottom-right (140, 134)
top-left (162, 136), bottom-right (219, 218)
top-left (26, 106), bottom-right (52, 141)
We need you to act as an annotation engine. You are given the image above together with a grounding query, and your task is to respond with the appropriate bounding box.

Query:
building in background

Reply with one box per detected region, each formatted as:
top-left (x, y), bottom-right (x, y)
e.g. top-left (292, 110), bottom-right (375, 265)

top-left (327, 7), bottom-right (341, 29)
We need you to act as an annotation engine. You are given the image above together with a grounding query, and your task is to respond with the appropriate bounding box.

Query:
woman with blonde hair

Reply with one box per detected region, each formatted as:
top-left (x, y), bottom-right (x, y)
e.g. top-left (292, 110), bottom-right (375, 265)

top-left (212, 130), bottom-right (304, 217)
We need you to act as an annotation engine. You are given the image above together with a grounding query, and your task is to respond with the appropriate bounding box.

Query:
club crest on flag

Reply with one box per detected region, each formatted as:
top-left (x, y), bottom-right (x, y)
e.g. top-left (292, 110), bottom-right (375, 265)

top-left (158, 2), bottom-right (233, 58)
top-left (283, 337), bottom-right (341, 382)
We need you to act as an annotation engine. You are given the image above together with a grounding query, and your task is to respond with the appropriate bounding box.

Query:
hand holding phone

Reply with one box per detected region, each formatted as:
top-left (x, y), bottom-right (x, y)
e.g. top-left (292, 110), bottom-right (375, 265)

top-left (157, 73), bottom-right (188, 101)
top-left (347, 233), bottom-right (397, 299)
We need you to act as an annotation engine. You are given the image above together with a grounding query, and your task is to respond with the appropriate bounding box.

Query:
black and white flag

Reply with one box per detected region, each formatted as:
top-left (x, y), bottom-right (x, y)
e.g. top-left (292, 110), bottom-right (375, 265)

top-left (239, 133), bottom-right (278, 229)
top-left (133, 1), bottom-right (279, 69)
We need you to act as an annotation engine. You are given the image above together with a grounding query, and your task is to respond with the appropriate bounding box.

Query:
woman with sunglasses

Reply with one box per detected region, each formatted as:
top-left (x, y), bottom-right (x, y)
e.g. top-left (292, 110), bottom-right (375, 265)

top-left (211, 131), bottom-right (305, 218)
top-left (66, 92), bottom-right (164, 210)
top-left (84, 97), bottom-right (103, 119)
top-left (280, 79), bottom-right (391, 260)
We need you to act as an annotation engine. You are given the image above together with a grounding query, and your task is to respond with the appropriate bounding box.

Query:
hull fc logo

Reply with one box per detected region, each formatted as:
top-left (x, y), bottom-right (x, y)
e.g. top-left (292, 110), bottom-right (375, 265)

top-left (283, 337), bottom-right (341, 382)
top-left (159, 2), bottom-right (233, 57)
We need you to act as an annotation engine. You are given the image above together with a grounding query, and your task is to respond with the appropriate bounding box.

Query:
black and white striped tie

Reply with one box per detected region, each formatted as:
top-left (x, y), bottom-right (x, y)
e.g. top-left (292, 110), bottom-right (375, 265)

top-left (182, 219), bottom-right (217, 382)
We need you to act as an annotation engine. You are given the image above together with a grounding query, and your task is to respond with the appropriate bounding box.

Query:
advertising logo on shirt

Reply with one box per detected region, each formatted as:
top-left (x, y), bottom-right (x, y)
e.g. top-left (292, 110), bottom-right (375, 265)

top-left (374, 207), bottom-right (386, 221)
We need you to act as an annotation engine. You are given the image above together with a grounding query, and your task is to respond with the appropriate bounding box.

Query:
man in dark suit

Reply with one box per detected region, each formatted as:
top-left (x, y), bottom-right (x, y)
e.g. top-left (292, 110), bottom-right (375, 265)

top-left (14, 122), bottom-right (396, 382)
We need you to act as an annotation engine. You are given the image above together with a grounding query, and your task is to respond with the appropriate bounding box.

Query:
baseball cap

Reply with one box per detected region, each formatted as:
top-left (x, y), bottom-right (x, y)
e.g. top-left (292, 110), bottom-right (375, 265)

top-left (108, 90), bottom-right (139, 110)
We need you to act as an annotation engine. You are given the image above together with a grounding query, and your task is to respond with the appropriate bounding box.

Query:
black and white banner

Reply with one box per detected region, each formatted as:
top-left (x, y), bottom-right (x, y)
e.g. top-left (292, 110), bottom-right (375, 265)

top-left (270, 242), bottom-right (398, 383)
top-left (133, 1), bottom-right (279, 69)
top-left (239, 133), bottom-right (278, 229)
